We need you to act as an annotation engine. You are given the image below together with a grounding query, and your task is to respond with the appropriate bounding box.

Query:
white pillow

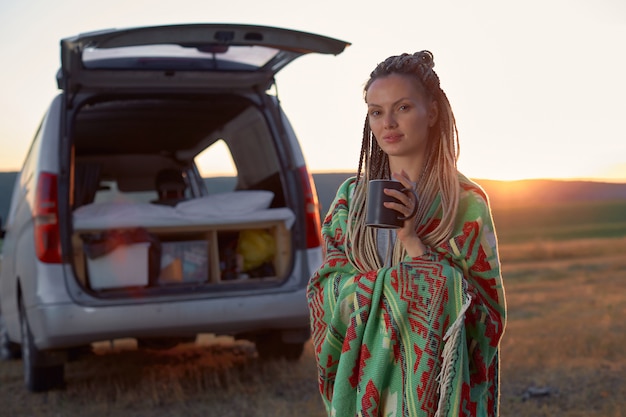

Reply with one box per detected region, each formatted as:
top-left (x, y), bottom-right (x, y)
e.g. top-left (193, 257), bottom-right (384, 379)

top-left (175, 191), bottom-right (274, 217)
top-left (74, 201), bottom-right (176, 220)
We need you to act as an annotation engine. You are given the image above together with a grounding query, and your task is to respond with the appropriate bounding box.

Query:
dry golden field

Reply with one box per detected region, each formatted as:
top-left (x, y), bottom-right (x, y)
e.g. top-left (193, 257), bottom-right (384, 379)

top-left (1, 236), bottom-right (625, 417)
top-left (497, 237), bottom-right (626, 417)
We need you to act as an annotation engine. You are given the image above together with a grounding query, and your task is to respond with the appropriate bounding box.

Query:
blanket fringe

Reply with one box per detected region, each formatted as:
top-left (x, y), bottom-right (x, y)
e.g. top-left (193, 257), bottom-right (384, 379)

top-left (434, 294), bottom-right (472, 417)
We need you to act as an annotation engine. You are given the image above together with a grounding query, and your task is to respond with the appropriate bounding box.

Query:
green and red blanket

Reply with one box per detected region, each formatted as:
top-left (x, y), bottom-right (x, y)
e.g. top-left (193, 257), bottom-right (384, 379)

top-left (307, 175), bottom-right (506, 416)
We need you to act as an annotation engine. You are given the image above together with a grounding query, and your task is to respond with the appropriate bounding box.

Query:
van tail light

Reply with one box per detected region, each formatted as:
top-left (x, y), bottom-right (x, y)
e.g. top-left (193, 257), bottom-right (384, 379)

top-left (34, 172), bottom-right (62, 263)
top-left (297, 166), bottom-right (322, 249)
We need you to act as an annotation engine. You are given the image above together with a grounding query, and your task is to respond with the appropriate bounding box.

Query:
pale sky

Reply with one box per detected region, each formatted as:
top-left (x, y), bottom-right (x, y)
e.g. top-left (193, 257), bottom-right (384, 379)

top-left (1, 0), bottom-right (625, 182)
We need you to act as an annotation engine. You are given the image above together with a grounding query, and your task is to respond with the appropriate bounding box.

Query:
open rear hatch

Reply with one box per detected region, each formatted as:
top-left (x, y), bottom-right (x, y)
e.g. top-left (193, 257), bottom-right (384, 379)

top-left (58, 23), bottom-right (350, 93)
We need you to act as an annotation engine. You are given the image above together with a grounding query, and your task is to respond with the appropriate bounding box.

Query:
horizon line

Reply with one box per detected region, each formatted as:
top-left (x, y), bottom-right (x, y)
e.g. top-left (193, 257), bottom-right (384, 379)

top-left (0, 169), bottom-right (624, 185)
top-left (308, 170), bottom-right (626, 184)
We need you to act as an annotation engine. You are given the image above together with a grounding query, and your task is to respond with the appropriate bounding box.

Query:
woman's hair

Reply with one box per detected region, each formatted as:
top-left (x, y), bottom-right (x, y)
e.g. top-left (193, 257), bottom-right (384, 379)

top-left (346, 51), bottom-right (461, 272)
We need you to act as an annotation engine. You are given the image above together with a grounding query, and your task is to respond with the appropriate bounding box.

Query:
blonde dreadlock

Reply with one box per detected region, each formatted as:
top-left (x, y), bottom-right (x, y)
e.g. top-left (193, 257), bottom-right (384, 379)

top-left (346, 51), bottom-right (461, 272)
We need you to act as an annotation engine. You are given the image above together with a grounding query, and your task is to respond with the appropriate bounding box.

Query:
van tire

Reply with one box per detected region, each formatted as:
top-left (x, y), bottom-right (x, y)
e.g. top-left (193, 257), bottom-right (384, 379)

top-left (0, 312), bottom-right (21, 360)
top-left (19, 301), bottom-right (65, 392)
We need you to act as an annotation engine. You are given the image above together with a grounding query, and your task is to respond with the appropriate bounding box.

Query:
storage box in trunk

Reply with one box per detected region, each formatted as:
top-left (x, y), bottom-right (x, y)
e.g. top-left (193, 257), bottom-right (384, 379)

top-left (71, 212), bottom-right (293, 291)
top-left (86, 242), bottom-right (150, 289)
top-left (158, 240), bottom-right (209, 284)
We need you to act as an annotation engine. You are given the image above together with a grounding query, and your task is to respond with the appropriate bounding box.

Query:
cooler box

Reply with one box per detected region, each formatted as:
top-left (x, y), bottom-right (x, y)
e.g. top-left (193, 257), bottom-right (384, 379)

top-left (86, 242), bottom-right (150, 290)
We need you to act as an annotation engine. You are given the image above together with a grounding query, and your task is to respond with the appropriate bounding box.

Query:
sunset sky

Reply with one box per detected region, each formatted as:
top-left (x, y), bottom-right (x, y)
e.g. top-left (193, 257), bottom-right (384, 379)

top-left (0, 0), bottom-right (624, 182)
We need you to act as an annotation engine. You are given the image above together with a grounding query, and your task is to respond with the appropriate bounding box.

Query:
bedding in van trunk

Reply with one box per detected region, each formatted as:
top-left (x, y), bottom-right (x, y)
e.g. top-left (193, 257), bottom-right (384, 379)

top-left (73, 190), bottom-right (294, 230)
top-left (71, 191), bottom-right (295, 290)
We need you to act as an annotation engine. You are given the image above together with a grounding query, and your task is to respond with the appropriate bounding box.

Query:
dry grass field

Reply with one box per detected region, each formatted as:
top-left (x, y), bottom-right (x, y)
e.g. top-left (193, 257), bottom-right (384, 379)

top-left (497, 237), bottom-right (626, 417)
top-left (1, 236), bottom-right (625, 417)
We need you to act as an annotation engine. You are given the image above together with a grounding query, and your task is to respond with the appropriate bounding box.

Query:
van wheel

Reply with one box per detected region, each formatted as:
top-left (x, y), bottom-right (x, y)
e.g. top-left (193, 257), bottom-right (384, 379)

top-left (255, 332), bottom-right (304, 361)
top-left (0, 312), bottom-right (21, 360)
top-left (19, 302), bottom-right (65, 392)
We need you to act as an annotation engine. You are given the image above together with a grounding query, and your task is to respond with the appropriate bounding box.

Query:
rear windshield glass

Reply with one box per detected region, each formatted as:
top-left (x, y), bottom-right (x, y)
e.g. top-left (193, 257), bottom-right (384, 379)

top-left (83, 44), bottom-right (279, 71)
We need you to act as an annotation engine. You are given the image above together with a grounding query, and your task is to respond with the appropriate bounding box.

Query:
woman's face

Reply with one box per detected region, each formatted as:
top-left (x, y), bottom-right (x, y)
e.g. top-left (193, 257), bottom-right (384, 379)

top-left (366, 73), bottom-right (438, 162)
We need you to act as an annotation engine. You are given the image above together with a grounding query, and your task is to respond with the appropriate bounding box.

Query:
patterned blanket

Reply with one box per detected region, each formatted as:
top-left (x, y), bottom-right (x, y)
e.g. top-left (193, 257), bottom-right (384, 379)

top-left (307, 175), bottom-right (506, 416)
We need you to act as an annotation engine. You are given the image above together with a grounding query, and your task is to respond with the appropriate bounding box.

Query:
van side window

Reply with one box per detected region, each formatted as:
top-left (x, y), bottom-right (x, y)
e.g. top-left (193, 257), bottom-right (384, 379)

top-left (195, 139), bottom-right (238, 193)
top-left (73, 163), bottom-right (102, 209)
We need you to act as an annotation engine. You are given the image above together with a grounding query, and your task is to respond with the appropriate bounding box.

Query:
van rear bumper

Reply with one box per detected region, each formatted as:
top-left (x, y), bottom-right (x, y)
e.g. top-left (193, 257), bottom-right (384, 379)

top-left (27, 289), bottom-right (311, 350)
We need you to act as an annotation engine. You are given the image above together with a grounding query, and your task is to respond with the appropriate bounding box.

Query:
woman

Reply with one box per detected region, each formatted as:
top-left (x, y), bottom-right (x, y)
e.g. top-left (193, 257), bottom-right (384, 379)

top-left (307, 51), bottom-right (507, 417)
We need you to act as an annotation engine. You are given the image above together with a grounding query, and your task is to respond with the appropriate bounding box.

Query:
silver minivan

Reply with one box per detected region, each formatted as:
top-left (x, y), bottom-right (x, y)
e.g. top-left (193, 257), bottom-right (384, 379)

top-left (0, 24), bottom-right (349, 392)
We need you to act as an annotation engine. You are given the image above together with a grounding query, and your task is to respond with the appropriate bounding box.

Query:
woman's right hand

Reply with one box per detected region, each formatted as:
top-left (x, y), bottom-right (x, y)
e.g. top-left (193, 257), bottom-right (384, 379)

top-left (386, 171), bottom-right (429, 258)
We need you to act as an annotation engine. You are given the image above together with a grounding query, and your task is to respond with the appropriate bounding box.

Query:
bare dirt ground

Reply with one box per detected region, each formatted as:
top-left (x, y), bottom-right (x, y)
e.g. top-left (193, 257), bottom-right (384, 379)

top-left (1, 237), bottom-right (625, 417)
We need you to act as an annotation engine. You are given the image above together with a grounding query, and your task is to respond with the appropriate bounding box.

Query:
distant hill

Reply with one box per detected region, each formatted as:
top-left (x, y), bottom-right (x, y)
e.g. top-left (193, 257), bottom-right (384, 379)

top-left (475, 178), bottom-right (626, 207)
top-left (1, 171), bottom-right (625, 225)
top-left (311, 173), bottom-right (626, 214)
top-left (0, 172), bottom-right (17, 224)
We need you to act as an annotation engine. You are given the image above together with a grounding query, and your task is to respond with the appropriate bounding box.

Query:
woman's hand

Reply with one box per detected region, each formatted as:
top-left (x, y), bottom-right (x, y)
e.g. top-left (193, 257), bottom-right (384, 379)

top-left (385, 171), bottom-right (429, 257)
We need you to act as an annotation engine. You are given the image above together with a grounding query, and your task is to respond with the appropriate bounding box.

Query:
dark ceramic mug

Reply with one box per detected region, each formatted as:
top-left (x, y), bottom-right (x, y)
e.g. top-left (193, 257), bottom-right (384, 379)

top-left (365, 180), bottom-right (418, 229)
